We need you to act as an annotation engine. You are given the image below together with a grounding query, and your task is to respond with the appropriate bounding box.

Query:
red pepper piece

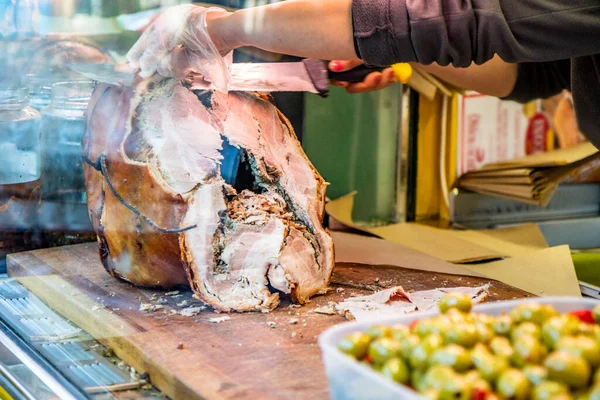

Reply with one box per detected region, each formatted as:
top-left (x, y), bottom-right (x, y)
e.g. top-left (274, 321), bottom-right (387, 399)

top-left (409, 320), bottom-right (418, 331)
top-left (471, 388), bottom-right (488, 400)
top-left (569, 309), bottom-right (595, 324)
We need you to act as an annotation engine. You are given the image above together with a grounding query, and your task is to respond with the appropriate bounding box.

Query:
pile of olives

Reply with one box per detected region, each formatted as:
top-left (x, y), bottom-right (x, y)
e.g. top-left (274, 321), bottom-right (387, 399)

top-left (337, 293), bottom-right (600, 400)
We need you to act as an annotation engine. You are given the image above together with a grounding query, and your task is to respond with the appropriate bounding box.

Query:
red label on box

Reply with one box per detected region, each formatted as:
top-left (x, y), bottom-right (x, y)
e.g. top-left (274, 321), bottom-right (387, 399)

top-left (457, 94), bottom-right (549, 176)
top-left (525, 113), bottom-right (550, 155)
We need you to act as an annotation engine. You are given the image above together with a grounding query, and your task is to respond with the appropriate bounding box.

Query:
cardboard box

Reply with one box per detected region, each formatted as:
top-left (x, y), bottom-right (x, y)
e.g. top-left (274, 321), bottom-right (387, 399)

top-left (457, 93), bottom-right (548, 176)
top-left (456, 91), bottom-right (587, 176)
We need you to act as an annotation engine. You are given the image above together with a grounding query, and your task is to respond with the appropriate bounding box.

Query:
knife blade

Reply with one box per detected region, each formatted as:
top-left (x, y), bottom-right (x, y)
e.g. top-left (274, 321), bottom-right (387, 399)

top-left (68, 59), bottom-right (389, 97)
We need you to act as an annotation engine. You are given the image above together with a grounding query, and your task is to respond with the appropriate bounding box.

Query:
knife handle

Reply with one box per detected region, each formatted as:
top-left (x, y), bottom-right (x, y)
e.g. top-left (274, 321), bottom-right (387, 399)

top-left (301, 59), bottom-right (392, 98)
top-left (327, 64), bottom-right (387, 83)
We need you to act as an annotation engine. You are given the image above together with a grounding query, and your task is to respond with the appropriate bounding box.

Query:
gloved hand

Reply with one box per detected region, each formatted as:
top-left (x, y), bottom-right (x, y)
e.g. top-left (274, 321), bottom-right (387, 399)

top-left (328, 60), bottom-right (396, 94)
top-left (126, 4), bottom-right (232, 92)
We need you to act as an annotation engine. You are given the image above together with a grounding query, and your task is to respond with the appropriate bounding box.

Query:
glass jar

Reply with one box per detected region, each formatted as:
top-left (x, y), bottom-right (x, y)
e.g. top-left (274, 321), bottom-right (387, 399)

top-left (25, 72), bottom-right (52, 111)
top-left (0, 86), bottom-right (41, 272)
top-left (0, 86), bottom-right (41, 190)
top-left (39, 80), bottom-right (94, 203)
top-left (21, 38), bottom-right (112, 109)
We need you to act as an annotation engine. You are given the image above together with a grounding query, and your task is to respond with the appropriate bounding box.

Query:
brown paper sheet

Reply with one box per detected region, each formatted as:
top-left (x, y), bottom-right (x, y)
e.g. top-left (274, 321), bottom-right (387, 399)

top-left (460, 176), bottom-right (535, 185)
top-left (465, 169), bottom-right (534, 178)
top-left (460, 246), bottom-right (581, 297)
top-left (485, 142), bottom-right (598, 169)
top-left (331, 231), bottom-right (485, 278)
top-left (331, 232), bottom-right (578, 297)
top-left (327, 194), bottom-right (578, 296)
top-left (326, 193), bottom-right (547, 263)
top-left (457, 184), bottom-right (558, 207)
top-left (457, 143), bottom-right (600, 205)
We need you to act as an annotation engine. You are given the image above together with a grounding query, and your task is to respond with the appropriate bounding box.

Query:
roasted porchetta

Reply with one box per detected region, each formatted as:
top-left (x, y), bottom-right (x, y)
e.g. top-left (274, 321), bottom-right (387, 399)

top-left (82, 76), bottom-right (334, 312)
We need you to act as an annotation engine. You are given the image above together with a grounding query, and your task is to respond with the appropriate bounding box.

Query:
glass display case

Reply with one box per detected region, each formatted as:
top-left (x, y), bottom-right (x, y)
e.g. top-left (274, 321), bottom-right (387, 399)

top-left (0, 1), bottom-right (184, 398)
top-left (0, 1), bottom-right (411, 399)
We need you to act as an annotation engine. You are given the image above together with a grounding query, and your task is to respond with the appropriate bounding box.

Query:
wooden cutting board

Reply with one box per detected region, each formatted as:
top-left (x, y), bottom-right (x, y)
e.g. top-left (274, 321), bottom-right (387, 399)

top-left (7, 243), bottom-right (530, 400)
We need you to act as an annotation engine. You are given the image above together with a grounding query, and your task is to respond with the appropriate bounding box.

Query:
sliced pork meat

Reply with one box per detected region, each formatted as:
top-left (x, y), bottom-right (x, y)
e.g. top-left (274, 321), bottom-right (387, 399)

top-left (83, 76), bottom-right (334, 312)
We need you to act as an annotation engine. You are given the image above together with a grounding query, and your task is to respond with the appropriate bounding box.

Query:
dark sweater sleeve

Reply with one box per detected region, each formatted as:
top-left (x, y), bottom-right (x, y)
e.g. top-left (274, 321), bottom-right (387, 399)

top-left (502, 59), bottom-right (571, 103)
top-left (352, 0), bottom-right (600, 67)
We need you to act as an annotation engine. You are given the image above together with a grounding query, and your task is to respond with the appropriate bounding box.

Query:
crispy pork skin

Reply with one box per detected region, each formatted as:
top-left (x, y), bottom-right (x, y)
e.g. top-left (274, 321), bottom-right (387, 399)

top-left (83, 77), bottom-right (334, 311)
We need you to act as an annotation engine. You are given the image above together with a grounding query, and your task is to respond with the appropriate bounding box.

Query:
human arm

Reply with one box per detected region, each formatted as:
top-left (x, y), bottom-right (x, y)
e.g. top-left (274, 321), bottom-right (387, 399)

top-left (127, 1), bottom-right (360, 87)
top-left (332, 56), bottom-right (571, 105)
top-left (419, 58), bottom-right (570, 101)
top-left (206, 0), bottom-right (591, 97)
top-left (129, 0), bottom-right (596, 90)
top-left (207, 0), bottom-right (600, 67)
top-left (207, 0), bottom-right (358, 61)
top-left (417, 56), bottom-right (518, 98)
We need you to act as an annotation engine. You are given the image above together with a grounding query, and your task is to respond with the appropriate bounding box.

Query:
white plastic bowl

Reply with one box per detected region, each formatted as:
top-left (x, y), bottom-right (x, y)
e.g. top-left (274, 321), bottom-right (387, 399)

top-left (318, 297), bottom-right (600, 400)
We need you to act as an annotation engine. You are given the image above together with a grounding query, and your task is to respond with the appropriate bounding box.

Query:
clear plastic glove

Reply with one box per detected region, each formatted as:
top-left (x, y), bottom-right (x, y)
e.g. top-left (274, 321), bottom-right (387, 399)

top-left (126, 4), bottom-right (232, 92)
top-left (328, 60), bottom-right (396, 94)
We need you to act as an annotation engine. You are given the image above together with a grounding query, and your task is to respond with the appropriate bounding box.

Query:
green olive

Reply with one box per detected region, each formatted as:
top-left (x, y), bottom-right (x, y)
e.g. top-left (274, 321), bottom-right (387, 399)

top-left (409, 334), bottom-right (443, 370)
top-left (421, 389), bottom-right (439, 400)
top-left (337, 332), bottom-right (371, 359)
top-left (542, 316), bottom-right (579, 349)
top-left (579, 323), bottom-right (596, 337)
top-left (531, 380), bottom-right (570, 400)
top-left (494, 315), bottom-right (513, 336)
top-left (523, 365), bottom-right (548, 385)
top-left (430, 344), bottom-right (473, 372)
top-left (365, 325), bottom-right (393, 339)
top-left (545, 350), bottom-right (591, 388)
top-left (511, 322), bottom-right (542, 342)
top-left (422, 367), bottom-right (470, 400)
top-left (475, 313), bottom-right (496, 328)
top-left (541, 304), bottom-right (560, 321)
top-left (463, 370), bottom-right (492, 395)
top-left (399, 334), bottom-right (420, 361)
top-left (594, 305), bottom-right (600, 324)
top-left (496, 368), bottom-right (531, 400)
top-left (390, 324), bottom-right (410, 341)
top-left (414, 318), bottom-right (451, 338)
top-left (558, 393), bottom-right (576, 399)
top-left (446, 308), bottom-right (473, 324)
top-left (422, 364), bottom-right (457, 391)
top-left (380, 357), bottom-right (409, 384)
top-left (489, 336), bottom-right (514, 359)
top-left (510, 303), bottom-right (545, 324)
top-left (556, 335), bottom-right (600, 367)
top-left (510, 303), bottom-right (558, 326)
top-left (512, 335), bottom-right (544, 367)
top-left (443, 323), bottom-right (479, 348)
top-left (476, 321), bottom-right (494, 344)
top-left (439, 292), bottom-right (473, 314)
top-left (589, 384), bottom-right (600, 400)
top-left (412, 369), bottom-right (426, 392)
top-left (471, 346), bottom-right (509, 383)
top-left (463, 369), bottom-right (482, 383)
top-left (438, 376), bottom-right (470, 400)
top-left (480, 356), bottom-right (510, 383)
top-left (368, 337), bottom-right (402, 365)
top-left (470, 342), bottom-right (490, 358)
